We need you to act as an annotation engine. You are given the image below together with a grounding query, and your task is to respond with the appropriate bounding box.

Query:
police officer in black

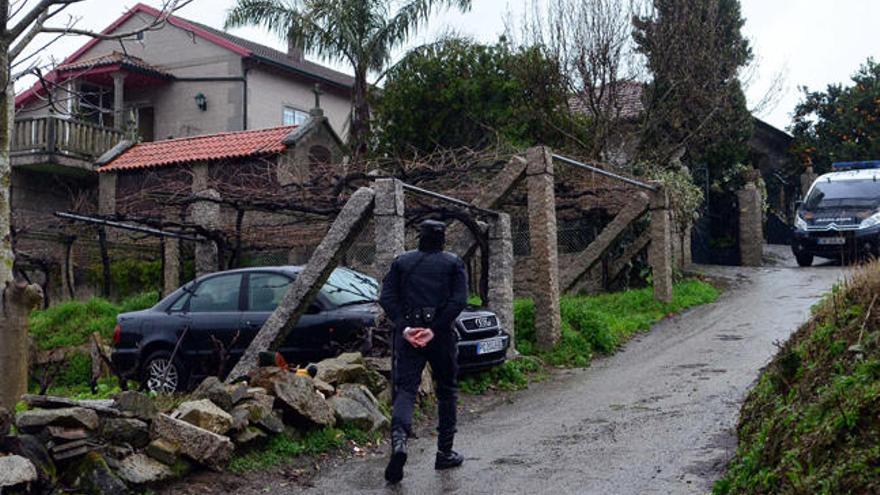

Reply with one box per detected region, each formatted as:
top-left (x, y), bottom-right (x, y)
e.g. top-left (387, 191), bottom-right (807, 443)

top-left (379, 219), bottom-right (468, 484)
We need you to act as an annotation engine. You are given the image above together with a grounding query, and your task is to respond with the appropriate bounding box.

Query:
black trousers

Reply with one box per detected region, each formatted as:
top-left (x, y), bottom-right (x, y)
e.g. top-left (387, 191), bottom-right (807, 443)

top-left (391, 328), bottom-right (458, 442)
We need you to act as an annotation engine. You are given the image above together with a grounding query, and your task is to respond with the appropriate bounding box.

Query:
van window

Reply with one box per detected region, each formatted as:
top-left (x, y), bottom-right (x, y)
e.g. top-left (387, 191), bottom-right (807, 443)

top-left (805, 180), bottom-right (880, 209)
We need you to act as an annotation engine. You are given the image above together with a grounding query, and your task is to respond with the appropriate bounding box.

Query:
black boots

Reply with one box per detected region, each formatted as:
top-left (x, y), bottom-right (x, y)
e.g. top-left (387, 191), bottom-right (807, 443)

top-left (435, 431), bottom-right (463, 470)
top-left (384, 428), bottom-right (408, 484)
top-left (435, 450), bottom-right (464, 470)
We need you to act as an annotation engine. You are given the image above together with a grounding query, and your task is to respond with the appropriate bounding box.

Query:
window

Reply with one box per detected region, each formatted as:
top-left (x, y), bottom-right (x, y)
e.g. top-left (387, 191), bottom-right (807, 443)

top-left (189, 274), bottom-right (242, 312)
top-left (248, 273), bottom-right (292, 312)
top-left (282, 106), bottom-right (309, 126)
top-left (308, 145), bottom-right (332, 165)
top-left (321, 269), bottom-right (377, 307)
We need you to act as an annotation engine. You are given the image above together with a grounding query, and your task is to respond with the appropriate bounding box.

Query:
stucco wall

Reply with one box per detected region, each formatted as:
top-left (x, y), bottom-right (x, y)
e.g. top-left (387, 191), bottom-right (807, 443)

top-left (246, 68), bottom-right (350, 137)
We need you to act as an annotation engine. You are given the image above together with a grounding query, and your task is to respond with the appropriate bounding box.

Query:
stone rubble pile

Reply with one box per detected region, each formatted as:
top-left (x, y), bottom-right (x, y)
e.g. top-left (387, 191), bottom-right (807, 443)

top-left (0, 352), bottom-right (392, 494)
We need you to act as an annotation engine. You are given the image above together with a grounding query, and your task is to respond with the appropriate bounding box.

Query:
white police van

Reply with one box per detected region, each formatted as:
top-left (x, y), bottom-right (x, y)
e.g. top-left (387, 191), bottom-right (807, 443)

top-left (792, 161), bottom-right (880, 266)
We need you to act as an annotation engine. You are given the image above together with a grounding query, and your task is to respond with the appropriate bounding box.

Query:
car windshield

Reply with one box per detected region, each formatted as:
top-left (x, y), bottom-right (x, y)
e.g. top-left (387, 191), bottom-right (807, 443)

top-left (804, 179), bottom-right (880, 209)
top-left (322, 269), bottom-right (378, 307)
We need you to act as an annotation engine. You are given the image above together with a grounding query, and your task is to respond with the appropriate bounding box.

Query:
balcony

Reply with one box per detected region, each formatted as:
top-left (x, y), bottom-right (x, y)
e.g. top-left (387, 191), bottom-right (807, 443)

top-left (11, 116), bottom-right (126, 175)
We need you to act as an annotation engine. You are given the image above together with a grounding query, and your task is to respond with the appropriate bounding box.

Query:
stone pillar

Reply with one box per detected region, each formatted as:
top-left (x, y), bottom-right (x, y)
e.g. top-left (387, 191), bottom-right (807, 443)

top-left (800, 165), bottom-right (817, 198)
top-left (98, 172), bottom-right (117, 216)
top-left (737, 183), bottom-right (764, 267)
top-left (372, 178), bottom-right (405, 285)
top-left (487, 212), bottom-right (516, 357)
top-left (163, 238), bottom-right (180, 296)
top-left (191, 163), bottom-right (209, 192)
top-left (649, 184), bottom-right (673, 303)
top-left (191, 189), bottom-right (221, 276)
top-left (526, 146), bottom-right (561, 351)
top-left (111, 72), bottom-right (126, 130)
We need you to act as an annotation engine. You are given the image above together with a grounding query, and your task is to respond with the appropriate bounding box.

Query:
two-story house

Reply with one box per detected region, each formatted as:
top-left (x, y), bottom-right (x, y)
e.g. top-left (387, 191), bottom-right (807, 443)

top-left (12, 3), bottom-right (354, 302)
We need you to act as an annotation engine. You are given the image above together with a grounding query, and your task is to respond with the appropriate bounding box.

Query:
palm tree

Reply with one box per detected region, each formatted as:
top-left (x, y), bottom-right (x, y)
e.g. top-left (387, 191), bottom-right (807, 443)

top-left (226, 0), bottom-right (471, 157)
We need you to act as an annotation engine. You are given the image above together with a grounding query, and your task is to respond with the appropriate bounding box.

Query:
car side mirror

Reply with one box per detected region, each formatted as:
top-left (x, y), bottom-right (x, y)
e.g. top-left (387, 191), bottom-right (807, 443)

top-left (306, 303), bottom-right (322, 315)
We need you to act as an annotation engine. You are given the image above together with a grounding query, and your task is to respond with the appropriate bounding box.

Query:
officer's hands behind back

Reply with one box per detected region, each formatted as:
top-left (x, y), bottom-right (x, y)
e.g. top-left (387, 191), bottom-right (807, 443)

top-left (404, 327), bottom-right (435, 348)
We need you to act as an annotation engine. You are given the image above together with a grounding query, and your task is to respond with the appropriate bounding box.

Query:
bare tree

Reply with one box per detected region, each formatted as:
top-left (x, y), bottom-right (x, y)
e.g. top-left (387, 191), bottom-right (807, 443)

top-left (0, 0), bottom-right (194, 410)
top-left (511, 0), bottom-right (644, 161)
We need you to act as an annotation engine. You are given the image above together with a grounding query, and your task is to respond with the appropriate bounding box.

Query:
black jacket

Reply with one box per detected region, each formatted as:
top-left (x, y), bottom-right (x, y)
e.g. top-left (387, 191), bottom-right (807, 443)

top-left (379, 249), bottom-right (468, 334)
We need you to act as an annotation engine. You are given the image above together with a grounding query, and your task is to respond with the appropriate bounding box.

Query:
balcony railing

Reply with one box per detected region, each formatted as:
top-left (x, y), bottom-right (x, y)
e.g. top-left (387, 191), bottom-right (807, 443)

top-left (12, 116), bottom-right (125, 162)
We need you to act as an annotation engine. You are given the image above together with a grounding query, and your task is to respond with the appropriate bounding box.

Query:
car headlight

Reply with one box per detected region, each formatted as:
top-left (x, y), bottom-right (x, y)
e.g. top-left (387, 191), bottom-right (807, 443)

top-left (794, 215), bottom-right (808, 230)
top-left (860, 211), bottom-right (880, 229)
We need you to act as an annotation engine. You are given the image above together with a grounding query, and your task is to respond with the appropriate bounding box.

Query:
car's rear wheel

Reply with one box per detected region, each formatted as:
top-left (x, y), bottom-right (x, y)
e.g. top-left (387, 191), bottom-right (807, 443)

top-left (796, 253), bottom-right (814, 267)
top-left (142, 350), bottom-right (189, 393)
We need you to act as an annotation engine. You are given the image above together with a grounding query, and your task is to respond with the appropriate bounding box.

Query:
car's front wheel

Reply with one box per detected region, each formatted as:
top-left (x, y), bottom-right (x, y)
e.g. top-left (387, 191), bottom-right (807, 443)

top-left (142, 350), bottom-right (189, 393)
top-left (795, 252), bottom-right (814, 267)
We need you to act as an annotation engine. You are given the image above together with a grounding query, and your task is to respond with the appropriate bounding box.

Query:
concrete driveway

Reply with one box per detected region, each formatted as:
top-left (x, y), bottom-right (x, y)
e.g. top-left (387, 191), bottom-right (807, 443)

top-left (296, 247), bottom-right (845, 495)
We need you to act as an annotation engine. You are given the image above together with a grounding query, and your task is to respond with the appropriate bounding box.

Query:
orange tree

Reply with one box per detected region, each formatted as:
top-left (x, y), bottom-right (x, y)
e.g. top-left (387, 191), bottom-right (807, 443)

top-left (791, 58), bottom-right (880, 174)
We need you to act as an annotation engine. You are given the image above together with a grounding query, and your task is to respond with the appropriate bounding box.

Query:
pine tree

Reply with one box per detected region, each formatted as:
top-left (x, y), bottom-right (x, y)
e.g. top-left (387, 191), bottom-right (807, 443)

top-left (633, 0), bottom-right (753, 174)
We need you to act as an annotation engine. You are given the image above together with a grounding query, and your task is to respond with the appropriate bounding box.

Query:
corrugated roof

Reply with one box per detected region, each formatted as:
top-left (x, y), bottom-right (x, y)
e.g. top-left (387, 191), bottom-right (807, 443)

top-left (99, 125), bottom-right (297, 172)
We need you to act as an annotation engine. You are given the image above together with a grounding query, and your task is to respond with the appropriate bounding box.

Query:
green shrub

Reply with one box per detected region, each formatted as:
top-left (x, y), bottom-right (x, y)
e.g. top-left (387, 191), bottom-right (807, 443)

top-left (29, 291), bottom-right (159, 351)
top-left (87, 259), bottom-right (163, 299)
top-left (55, 352), bottom-right (92, 387)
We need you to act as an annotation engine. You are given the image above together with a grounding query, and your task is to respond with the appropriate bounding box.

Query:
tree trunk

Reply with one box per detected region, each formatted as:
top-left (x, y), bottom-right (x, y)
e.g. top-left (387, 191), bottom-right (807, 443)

top-left (98, 227), bottom-right (111, 297)
top-left (0, 44), bottom-right (44, 409)
top-left (349, 69), bottom-right (371, 159)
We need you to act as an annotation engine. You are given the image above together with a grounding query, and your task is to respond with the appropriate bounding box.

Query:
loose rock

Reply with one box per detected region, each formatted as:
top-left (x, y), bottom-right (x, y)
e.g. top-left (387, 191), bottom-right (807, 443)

top-left (256, 411), bottom-right (284, 435)
top-left (151, 413), bottom-right (233, 469)
top-left (0, 407), bottom-right (12, 437)
top-left (176, 399), bottom-right (233, 435)
top-left (273, 375), bottom-right (336, 428)
top-left (192, 377), bottom-right (234, 412)
top-left (16, 407), bottom-right (100, 432)
top-left (145, 439), bottom-right (180, 466)
top-left (314, 357), bottom-right (368, 386)
top-left (0, 454), bottom-right (38, 488)
top-left (67, 452), bottom-right (127, 495)
top-left (247, 367), bottom-right (289, 391)
top-left (234, 427), bottom-right (268, 447)
top-left (335, 383), bottom-right (389, 431)
top-left (100, 418), bottom-right (150, 448)
top-left (116, 453), bottom-right (175, 485)
top-left (113, 391), bottom-right (158, 421)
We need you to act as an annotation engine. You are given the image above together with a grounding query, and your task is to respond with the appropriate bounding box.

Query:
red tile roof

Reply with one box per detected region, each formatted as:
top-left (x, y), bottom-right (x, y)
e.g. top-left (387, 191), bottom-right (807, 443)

top-left (99, 125), bottom-right (298, 172)
top-left (57, 51), bottom-right (172, 79)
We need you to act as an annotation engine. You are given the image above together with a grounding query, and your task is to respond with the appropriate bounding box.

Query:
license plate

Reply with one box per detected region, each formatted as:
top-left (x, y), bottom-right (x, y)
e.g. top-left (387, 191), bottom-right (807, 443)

top-left (817, 237), bottom-right (846, 245)
top-left (477, 337), bottom-right (505, 355)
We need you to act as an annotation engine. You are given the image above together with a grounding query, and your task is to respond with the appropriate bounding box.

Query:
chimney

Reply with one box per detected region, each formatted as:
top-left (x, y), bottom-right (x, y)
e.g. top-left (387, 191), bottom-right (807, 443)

top-left (287, 37), bottom-right (304, 63)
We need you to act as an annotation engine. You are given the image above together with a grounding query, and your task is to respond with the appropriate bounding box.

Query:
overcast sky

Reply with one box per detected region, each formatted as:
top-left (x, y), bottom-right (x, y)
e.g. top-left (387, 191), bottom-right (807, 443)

top-left (14, 0), bottom-right (880, 131)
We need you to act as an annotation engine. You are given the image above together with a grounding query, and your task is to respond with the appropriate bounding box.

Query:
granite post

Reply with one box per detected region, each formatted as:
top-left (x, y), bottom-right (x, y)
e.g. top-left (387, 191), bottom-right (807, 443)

top-left (372, 178), bottom-right (405, 286)
top-left (487, 212), bottom-right (516, 356)
top-left (526, 146), bottom-right (561, 351)
top-left (191, 188), bottom-right (221, 276)
top-left (649, 184), bottom-right (673, 303)
top-left (737, 182), bottom-right (764, 267)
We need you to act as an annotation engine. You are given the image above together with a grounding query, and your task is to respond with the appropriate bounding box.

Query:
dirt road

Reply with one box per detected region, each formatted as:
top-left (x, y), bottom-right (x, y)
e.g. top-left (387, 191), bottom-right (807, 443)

top-left (294, 249), bottom-right (844, 495)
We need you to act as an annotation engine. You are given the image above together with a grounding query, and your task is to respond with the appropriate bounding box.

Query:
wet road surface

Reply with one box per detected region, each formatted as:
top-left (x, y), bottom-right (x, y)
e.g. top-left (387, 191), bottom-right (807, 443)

top-left (298, 249), bottom-right (845, 495)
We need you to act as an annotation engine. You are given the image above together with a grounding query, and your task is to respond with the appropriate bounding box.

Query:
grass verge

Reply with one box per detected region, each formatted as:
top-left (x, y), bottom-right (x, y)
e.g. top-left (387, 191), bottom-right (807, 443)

top-left (27, 292), bottom-right (159, 396)
top-left (228, 427), bottom-right (382, 473)
top-left (714, 261), bottom-right (880, 494)
top-left (460, 278), bottom-right (719, 394)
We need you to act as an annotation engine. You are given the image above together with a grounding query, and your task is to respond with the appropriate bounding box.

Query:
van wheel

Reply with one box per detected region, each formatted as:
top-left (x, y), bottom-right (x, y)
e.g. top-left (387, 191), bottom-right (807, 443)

top-left (795, 253), bottom-right (814, 267)
top-left (142, 350), bottom-right (189, 393)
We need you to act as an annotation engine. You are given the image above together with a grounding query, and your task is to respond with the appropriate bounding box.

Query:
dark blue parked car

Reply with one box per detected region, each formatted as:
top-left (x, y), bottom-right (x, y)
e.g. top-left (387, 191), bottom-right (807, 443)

top-left (111, 266), bottom-right (510, 392)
